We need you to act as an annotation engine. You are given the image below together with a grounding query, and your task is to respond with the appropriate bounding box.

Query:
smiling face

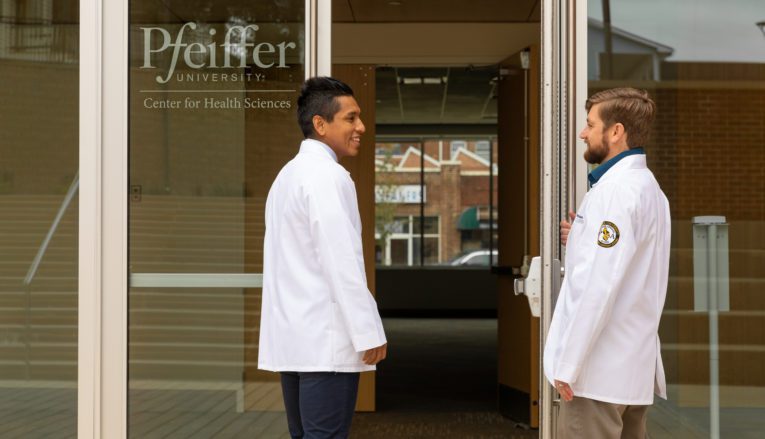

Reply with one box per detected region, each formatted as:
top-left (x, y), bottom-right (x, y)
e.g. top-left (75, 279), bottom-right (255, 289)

top-left (580, 103), bottom-right (611, 165)
top-left (313, 95), bottom-right (365, 159)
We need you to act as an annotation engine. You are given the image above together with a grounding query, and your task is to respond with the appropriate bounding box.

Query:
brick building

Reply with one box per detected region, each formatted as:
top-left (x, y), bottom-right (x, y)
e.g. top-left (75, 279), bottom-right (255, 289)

top-left (374, 139), bottom-right (498, 265)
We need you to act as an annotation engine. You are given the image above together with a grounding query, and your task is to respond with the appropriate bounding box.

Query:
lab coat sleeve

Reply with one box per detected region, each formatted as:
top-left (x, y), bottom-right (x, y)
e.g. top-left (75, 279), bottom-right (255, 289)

top-left (554, 184), bottom-right (638, 384)
top-left (306, 169), bottom-right (387, 353)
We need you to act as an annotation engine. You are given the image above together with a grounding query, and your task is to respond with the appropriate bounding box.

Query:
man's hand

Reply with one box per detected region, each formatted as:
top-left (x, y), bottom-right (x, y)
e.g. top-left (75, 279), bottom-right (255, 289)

top-left (555, 380), bottom-right (574, 402)
top-left (362, 343), bottom-right (387, 365)
top-left (560, 210), bottom-right (576, 246)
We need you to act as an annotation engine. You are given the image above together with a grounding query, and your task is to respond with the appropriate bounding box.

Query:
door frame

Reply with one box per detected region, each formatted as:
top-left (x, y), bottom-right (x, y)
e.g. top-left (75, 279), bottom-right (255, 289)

top-left (538, 0), bottom-right (588, 437)
top-left (77, 1), bottom-right (331, 437)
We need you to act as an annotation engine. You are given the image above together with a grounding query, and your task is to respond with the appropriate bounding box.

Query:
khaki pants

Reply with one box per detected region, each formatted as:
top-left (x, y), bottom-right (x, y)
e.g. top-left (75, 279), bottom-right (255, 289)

top-left (557, 397), bottom-right (649, 439)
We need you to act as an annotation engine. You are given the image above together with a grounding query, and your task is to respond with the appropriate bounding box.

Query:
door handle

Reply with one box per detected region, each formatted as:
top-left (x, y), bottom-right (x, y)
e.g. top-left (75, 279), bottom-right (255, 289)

top-left (513, 256), bottom-right (564, 317)
top-left (514, 256), bottom-right (542, 317)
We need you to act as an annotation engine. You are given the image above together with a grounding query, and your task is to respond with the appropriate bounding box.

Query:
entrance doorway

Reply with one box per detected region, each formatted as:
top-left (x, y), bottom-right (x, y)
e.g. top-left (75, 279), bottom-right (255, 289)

top-left (330, 1), bottom-right (543, 436)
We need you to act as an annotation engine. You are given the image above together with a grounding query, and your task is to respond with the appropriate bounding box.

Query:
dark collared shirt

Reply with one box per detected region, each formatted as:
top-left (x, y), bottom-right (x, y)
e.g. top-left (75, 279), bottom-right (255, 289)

top-left (588, 147), bottom-right (645, 187)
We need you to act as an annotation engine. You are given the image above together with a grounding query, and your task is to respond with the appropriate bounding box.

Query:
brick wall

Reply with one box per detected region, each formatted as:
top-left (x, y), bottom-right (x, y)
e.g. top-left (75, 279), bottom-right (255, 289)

top-left (649, 87), bottom-right (765, 221)
top-left (593, 76), bottom-right (765, 390)
top-left (461, 175), bottom-right (496, 207)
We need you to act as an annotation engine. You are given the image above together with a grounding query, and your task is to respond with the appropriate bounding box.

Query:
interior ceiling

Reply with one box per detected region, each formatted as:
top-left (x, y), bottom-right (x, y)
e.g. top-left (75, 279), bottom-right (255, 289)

top-left (334, 0), bottom-right (540, 23)
top-left (376, 66), bottom-right (498, 125)
top-left (341, 0), bottom-right (540, 126)
top-left (350, 0), bottom-right (540, 125)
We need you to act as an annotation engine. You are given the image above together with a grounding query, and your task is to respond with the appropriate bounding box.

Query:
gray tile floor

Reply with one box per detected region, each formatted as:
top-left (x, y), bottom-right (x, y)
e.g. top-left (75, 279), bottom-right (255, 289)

top-left (361, 318), bottom-right (765, 439)
top-left (2, 318), bottom-right (764, 438)
top-left (352, 318), bottom-right (534, 438)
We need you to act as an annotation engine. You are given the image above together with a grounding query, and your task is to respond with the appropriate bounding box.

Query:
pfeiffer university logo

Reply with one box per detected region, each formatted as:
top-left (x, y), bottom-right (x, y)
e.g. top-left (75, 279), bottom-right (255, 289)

top-left (141, 22), bottom-right (298, 84)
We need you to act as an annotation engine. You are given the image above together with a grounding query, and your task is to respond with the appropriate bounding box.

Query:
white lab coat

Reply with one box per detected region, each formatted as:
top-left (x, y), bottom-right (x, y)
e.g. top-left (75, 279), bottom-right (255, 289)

top-left (543, 154), bottom-right (671, 405)
top-left (258, 139), bottom-right (387, 373)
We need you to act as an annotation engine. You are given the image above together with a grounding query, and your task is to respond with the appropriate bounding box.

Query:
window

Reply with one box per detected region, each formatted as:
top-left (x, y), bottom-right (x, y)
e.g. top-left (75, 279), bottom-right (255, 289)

top-left (375, 215), bottom-right (440, 266)
top-left (475, 140), bottom-right (491, 161)
top-left (450, 140), bottom-right (466, 159)
top-left (375, 137), bottom-right (498, 268)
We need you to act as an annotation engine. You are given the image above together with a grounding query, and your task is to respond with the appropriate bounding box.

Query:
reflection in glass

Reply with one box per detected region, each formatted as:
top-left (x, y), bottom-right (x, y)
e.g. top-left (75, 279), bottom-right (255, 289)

top-left (587, 0), bottom-right (765, 436)
top-left (0, 0), bottom-right (79, 436)
top-left (413, 237), bottom-right (440, 266)
top-left (374, 137), bottom-right (499, 267)
top-left (128, 1), bottom-right (304, 436)
top-left (413, 216), bottom-right (439, 235)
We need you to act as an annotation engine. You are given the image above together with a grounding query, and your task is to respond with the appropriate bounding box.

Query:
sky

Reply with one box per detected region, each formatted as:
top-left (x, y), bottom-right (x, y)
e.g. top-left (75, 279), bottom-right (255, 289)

top-left (588, 0), bottom-right (765, 62)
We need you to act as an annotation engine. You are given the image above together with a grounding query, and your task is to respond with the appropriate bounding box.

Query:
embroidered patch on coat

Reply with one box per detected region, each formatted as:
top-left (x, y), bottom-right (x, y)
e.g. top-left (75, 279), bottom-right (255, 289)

top-left (597, 221), bottom-right (620, 248)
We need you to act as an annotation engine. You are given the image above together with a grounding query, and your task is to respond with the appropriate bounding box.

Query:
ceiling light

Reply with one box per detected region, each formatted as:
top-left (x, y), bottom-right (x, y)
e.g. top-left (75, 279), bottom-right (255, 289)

top-left (388, 1), bottom-right (402, 5)
top-left (398, 76), bottom-right (448, 85)
top-left (758, 21), bottom-right (765, 38)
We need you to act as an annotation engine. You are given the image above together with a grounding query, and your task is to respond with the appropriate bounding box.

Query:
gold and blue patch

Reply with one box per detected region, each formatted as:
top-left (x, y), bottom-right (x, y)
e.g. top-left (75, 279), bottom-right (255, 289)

top-left (597, 221), bottom-right (620, 248)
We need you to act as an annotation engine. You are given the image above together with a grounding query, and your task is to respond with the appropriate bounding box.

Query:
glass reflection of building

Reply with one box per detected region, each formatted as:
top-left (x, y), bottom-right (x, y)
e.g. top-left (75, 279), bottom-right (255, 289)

top-left (374, 139), bottom-right (498, 267)
top-left (588, 1), bottom-right (765, 436)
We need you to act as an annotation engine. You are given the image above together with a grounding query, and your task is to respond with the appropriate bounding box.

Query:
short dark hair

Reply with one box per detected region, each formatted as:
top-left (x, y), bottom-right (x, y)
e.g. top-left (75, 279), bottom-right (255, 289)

top-left (585, 88), bottom-right (656, 148)
top-left (297, 77), bottom-right (355, 138)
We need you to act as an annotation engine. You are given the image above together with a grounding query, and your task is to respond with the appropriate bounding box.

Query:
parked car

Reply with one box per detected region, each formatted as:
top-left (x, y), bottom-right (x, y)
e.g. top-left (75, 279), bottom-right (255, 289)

top-left (448, 249), bottom-right (498, 266)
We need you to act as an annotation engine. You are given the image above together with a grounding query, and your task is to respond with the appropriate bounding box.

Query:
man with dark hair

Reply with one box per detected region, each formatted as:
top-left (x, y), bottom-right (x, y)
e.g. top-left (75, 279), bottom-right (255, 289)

top-left (544, 88), bottom-right (671, 438)
top-left (258, 77), bottom-right (387, 439)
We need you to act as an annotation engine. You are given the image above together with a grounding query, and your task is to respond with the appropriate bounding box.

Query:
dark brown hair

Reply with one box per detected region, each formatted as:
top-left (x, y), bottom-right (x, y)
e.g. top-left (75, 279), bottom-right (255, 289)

top-left (586, 88), bottom-right (656, 148)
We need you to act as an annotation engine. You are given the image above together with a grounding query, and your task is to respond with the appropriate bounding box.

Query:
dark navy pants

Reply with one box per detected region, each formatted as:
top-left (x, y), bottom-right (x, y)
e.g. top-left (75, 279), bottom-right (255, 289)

top-left (280, 372), bottom-right (360, 439)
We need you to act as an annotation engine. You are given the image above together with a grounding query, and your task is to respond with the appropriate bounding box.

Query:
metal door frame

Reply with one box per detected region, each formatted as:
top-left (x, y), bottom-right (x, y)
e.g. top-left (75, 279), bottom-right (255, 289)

top-left (539, 0), bottom-right (588, 437)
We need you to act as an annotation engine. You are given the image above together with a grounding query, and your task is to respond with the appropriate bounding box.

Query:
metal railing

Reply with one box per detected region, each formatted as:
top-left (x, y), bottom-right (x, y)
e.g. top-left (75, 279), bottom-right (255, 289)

top-left (21, 172), bottom-right (79, 378)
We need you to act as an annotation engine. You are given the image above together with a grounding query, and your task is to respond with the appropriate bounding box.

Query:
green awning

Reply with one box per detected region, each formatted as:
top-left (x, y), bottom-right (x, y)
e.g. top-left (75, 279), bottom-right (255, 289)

top-left (457, 207), bottom-right (480, 230)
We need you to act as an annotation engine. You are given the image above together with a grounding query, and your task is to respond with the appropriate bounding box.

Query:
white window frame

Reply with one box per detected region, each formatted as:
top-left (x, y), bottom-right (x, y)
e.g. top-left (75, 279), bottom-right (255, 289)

top-left (450, 140), bottom-right (467, 159)
top-left (377, 215), bottom-right (440, 266)
top-left (474, 140), bottom-right (491, 161)
top-left (78, 1), bottom-right (328, 437)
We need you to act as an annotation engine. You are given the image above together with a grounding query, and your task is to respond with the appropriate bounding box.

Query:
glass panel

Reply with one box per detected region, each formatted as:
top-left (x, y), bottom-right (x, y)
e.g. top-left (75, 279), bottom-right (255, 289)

top-left (475, 140), bottom-right (491, 161)
top-left (413, 237), bottom-right (440, 265)
top-left (128, 1), bottom-right (304, 436)
top-left (389, 239), bottom-right (409, 266)
top-left (375, 66), bottom-right (499, 269)
top-left (374, 136), bottom-right (498, 268)
top-left (412, 216), bottom-right (439, 235)
top-left (587, 1), bottom-right (765, 436)
top-left (434, 137), bottom-right (498, 267)
top-left (0, 0), bottom-right (79, 436)
top-left (375, 140), bottom-right (422, 267)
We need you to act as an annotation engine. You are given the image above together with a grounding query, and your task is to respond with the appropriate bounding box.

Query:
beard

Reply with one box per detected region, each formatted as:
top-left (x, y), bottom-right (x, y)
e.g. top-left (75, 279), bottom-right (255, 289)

top-left (584, 137), bottom-right (610, 165)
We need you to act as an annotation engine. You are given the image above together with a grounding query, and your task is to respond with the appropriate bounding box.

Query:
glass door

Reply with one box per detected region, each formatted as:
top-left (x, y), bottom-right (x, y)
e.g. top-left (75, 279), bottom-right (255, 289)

top-left (0, 1), bottom-right (79, 436)
top-left (79, 0), bottom-right (332, 436)
top-left (127, 1), bottom-right (306, 436)
top-left (541, 1), bottom-right (765, 438)
top-left (584, 1), bottom-right (765, 438)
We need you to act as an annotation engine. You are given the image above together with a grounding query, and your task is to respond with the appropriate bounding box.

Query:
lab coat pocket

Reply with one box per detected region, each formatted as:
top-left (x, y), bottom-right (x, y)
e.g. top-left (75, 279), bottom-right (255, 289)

top-left (331, 302), bottom-right (362, 366)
